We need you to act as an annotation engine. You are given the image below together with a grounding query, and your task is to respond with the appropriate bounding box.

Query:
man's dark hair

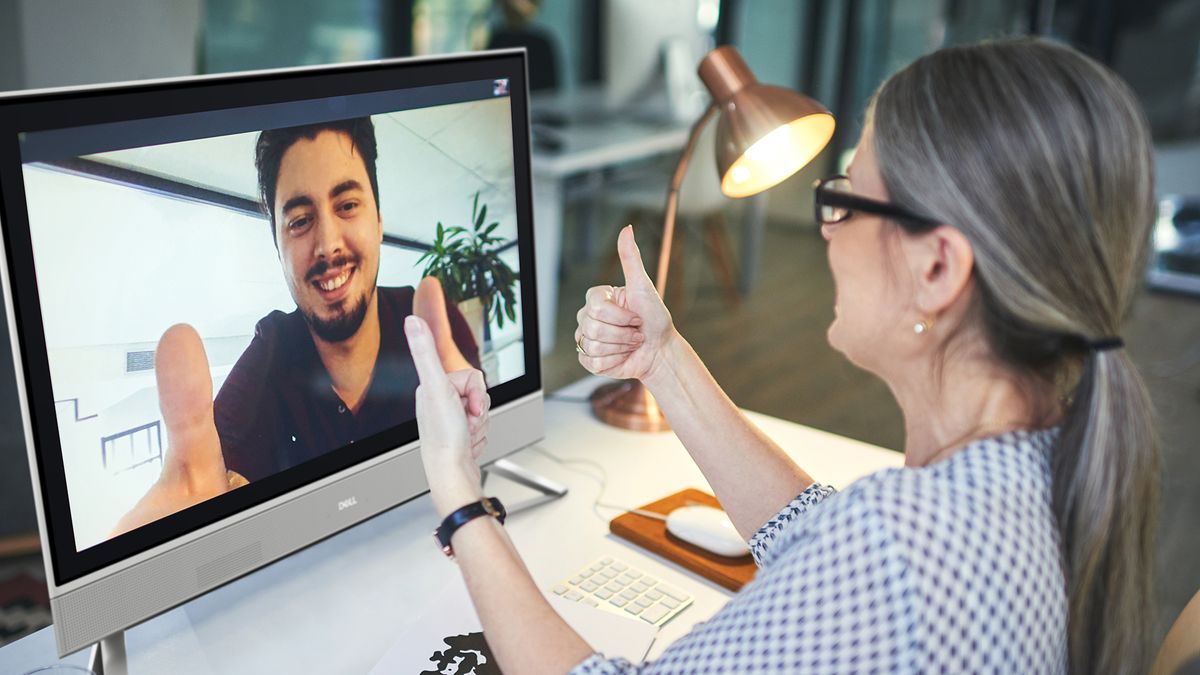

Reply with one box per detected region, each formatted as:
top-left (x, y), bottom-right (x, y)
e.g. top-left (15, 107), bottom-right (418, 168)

top-left (255, 117), bottom-right (380, 242)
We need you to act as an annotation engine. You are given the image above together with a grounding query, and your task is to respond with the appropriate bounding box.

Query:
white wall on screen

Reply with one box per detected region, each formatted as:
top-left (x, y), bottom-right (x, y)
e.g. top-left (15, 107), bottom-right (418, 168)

top-left (89, 98), bottom-right (520, 251)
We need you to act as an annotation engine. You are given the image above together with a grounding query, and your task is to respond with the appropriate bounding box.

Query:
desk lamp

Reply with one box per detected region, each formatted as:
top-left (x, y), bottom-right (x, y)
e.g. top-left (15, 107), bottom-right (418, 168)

top-left (590, 45), bottom-right (835, 431)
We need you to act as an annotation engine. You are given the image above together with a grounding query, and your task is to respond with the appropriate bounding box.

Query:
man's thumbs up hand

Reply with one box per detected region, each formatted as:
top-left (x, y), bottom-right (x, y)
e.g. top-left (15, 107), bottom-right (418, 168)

top-left (111, 324), bottom-right (240, 538)
top-left (575, 226), bottom-right (676, 382)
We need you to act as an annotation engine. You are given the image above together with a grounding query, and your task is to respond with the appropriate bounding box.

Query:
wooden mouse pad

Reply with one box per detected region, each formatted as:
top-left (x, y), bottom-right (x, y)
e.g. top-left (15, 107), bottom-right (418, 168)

top-left (609, 488), bottom-right (756, 592)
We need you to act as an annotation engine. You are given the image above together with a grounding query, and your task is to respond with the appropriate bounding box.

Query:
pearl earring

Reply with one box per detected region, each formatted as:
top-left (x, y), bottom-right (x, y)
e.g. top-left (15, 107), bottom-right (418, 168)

top-left (914, 319), bottom-right (932, 334)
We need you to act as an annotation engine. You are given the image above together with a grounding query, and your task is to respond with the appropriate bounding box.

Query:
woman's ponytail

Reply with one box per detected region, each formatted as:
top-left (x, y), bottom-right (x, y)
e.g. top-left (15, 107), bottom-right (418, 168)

top-left (1054, 350), bottom-right (1160, 674)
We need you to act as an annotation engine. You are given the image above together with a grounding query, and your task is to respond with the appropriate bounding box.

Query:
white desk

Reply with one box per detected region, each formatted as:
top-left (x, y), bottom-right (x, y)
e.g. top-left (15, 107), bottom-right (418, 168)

top-left (0, 377), bottom-right (902, 674)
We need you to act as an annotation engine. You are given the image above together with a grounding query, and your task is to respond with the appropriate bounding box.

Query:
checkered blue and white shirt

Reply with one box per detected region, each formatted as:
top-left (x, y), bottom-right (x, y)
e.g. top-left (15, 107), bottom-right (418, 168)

top-left (571, 429), bottom-right (1067, 674)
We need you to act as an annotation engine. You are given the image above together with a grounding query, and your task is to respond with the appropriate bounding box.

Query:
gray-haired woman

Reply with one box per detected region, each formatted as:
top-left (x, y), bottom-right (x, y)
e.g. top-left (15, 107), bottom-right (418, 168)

top-left (405, 37), bottom-right (1159, 674)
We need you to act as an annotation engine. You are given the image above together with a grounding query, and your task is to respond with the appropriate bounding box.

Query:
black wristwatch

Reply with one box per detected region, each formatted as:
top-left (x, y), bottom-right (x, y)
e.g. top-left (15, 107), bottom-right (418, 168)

top-left (434, 497), bottom-right (506, 559)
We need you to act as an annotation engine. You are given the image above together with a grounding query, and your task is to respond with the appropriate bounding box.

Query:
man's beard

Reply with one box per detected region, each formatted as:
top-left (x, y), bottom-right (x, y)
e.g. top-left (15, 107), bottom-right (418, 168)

top-left (303, 289), bottom-right (372, 342)
top-left (301, 253), bottom-right (375, 343)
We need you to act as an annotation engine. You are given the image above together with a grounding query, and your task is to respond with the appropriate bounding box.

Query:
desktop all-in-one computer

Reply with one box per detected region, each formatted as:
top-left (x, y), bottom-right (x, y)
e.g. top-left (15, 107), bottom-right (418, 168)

top-left (0, 49), bottom-right (552, 672)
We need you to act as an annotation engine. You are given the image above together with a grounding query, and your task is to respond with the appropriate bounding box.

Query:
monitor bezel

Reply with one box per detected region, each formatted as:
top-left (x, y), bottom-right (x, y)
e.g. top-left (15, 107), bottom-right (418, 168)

top-left (0, 50), bottom-right (541, 587)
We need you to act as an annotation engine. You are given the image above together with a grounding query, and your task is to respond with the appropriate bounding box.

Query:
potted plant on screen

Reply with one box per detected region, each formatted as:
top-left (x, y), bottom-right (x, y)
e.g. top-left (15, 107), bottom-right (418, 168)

top-left (417, 191), bottom-right (519, 353)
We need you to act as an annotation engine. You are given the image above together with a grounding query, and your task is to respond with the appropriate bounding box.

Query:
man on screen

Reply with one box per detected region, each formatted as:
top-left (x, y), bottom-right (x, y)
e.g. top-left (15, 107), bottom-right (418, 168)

top-left (111, 118), bottom-right (490, 537)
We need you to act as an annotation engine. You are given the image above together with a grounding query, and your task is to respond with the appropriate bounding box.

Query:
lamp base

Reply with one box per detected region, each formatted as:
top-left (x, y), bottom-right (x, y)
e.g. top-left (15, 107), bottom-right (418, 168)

top-left (589, 380), bottom-right (671, 432)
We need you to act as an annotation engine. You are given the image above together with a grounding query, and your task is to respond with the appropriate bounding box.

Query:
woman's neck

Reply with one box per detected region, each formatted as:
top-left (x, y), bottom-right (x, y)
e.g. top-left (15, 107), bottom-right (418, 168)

top-left (891, 354), bottom-right (1057, 468)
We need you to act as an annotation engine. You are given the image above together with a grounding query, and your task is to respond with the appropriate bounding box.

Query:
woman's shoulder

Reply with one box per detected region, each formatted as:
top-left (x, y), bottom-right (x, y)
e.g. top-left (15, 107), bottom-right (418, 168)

top-left (844, 428), bottom-right (1056, 505)
top-left (811, 428), bottom-right (1060, 552)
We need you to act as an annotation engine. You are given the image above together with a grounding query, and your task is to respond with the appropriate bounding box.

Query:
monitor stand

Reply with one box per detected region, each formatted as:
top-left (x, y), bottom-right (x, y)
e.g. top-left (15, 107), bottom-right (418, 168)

top-left (89, 631), bottom-right (127, 675)
top-left (485, 458), bottom-right (568, 499)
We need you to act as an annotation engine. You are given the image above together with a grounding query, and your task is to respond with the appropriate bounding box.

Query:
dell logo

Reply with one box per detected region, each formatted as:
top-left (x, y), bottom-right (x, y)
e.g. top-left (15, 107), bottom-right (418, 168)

top-left (338, 497), bottom-right (358, 511)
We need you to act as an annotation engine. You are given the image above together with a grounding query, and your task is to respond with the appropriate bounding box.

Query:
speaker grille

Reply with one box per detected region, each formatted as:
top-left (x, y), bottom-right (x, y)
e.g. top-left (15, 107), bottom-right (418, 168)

top-left (197, 542), bottom-right (263, 591)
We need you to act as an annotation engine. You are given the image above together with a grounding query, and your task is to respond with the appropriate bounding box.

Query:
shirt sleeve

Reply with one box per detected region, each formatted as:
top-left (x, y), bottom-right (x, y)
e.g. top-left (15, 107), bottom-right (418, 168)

top-left (749, 482), bottom-right (837, 567)
top-left (566, 481), bottom-right (916, 675)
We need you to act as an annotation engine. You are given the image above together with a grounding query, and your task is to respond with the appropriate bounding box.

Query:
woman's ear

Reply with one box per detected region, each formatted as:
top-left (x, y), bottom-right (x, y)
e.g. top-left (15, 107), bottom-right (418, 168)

top-left (903, 225), bottom-right (975, 316)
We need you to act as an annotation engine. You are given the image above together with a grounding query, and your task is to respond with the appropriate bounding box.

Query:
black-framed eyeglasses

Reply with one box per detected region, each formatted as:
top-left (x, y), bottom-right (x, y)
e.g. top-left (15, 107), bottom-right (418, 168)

top-left (813, 175), bottom-right (941, 231)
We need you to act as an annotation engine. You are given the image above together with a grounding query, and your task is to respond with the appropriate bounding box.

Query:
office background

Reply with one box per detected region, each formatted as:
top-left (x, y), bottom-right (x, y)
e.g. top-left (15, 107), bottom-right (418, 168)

top-left (0, 0), bottom-right (1197, 650)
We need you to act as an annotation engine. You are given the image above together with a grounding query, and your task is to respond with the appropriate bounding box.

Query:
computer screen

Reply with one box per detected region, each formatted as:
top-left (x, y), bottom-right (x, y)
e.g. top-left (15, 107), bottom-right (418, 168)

top-left (0, 51), bottom-right (543, 656)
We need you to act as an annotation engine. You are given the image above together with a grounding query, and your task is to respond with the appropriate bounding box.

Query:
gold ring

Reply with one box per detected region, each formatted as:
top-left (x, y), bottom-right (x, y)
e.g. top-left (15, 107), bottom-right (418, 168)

top-left (575, 334), bottom-right (590, 357)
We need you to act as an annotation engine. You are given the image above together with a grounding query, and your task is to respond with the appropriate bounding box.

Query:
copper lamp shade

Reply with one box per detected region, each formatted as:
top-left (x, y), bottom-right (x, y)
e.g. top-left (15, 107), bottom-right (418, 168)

top-left (590, 46), bottom-right (834, 432)
top-left (700, 46), bottom-right (835, 198)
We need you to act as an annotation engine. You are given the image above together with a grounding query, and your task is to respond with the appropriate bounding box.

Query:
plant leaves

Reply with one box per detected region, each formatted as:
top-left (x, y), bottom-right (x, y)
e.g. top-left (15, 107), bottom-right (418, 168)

top-left (421, 191), bottom-right (518, 323)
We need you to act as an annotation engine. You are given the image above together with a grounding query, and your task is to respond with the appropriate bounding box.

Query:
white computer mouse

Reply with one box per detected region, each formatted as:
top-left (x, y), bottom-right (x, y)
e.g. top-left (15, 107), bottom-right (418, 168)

top-left (665, 505), bottom-right (750, 558)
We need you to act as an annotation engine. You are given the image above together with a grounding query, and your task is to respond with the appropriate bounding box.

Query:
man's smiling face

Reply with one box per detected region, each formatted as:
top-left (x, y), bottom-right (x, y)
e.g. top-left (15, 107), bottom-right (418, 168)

top-left (273, 129), bottom-right (383, 343)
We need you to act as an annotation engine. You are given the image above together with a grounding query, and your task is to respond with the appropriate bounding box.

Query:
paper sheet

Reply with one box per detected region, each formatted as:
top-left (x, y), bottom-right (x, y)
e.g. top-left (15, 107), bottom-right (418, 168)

top-left (370, 574), bottom-right (658, 673)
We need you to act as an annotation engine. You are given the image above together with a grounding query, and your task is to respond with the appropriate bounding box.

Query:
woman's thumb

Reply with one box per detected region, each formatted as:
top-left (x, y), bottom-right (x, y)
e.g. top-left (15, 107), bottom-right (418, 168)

top-left (405, 316), bottom-right (452, 393)
top-left (617, 225), bottom-right (654, 291)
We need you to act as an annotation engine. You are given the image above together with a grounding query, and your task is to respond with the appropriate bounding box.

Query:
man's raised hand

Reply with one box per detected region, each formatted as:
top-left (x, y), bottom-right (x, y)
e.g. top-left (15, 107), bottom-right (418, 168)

top-left (110, 324), bottom-right (242, 537)
top-left (413, 275), bottom-right (473, 373)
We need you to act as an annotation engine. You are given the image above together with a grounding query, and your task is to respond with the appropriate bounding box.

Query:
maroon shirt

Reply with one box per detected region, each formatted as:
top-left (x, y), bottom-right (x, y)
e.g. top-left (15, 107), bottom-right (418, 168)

top-left (213, 286), bottom-right (479, 483)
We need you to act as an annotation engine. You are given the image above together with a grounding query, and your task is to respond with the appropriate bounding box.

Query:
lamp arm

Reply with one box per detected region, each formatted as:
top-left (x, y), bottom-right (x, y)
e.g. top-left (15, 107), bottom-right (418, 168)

top-left (655, 102), bottom-right (719, 297)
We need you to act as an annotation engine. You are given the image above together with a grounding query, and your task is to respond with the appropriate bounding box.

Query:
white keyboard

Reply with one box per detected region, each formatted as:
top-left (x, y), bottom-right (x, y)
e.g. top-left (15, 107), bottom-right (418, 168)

top-left (549, 557), bottom-right (694, 627)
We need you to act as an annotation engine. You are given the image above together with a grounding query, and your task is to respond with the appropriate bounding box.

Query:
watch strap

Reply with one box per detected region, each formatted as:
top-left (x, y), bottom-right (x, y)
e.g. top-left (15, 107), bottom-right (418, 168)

top-left (434, 497), bottom-right (506, 558)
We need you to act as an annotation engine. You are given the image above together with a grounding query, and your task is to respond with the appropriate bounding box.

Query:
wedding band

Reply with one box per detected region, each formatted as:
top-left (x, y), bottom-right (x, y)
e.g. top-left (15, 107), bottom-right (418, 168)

top-left (575, 334), bottom-right (590, 357)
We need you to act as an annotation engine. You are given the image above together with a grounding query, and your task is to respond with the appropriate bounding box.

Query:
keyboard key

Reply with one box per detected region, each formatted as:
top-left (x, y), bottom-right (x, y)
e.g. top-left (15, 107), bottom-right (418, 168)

top-left (583, 598), bottom-right (599, 607)
top-left (626, 570), bottom-right (643, 579)
top-left (645, 589), bottom-right (663, 602)
top-left (635, 596), bottom-right (654, 608)
top-left (658, 583), bottom-right (688, 602)
top-left (624, 604), bottom-right (644, 616)
top-left (619, 589), bottom-right (638, 601)
top-left (604, 582), bottom-right (622, 594)
top-left (580, 568), bottom-right (595, 578)
top-left (611, 562), bottom-right (628, 572)
top-left (661, 596), bottom-right (680, 610)
top-left (631, 581), bottom-right (650, 594)
top-left (552, 585), bottom-right (568, 595)
top-left (612, 576), bottom-right (631, 588)
top-left (609, 597), bottom-right (629, 608)
top-left (594, 588), bottom-right (614, 600)
top-left (642, 576), bottom-right (659, 586)
top-left (580, 580), bottom-right (599, 593)
top-left (569, 576), bottom-right (585, 585)
top-left (601, 557), bottom-right (613, 565)
top-left (617, 573), bottom-right (636, 585)
top-left (596, 570), bottom-right (615, 581)
top-left (640, 603), bottom-right (670, 624)
top-left (565, 590), bottom-right (583, 601)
